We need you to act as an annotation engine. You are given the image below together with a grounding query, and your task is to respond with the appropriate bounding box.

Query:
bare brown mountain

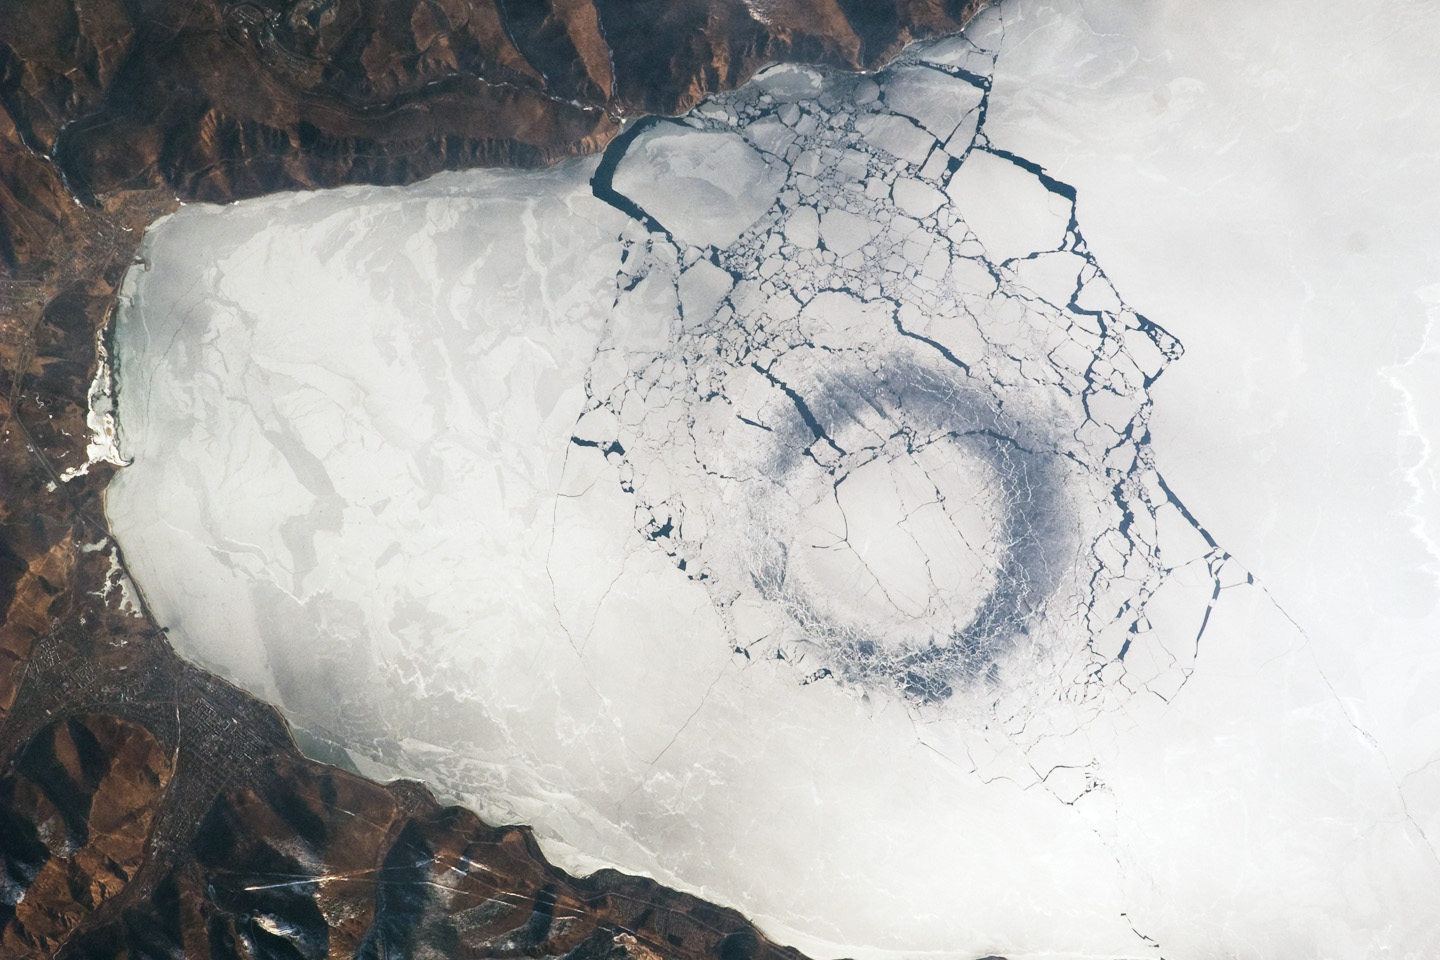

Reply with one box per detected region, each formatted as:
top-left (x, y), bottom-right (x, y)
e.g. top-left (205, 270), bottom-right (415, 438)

top-left (0, 0), bottom-right (986, 956)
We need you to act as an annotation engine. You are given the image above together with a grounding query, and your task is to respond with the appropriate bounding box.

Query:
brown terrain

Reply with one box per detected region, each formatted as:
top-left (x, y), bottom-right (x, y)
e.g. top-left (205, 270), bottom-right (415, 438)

top-left (0, 0), bottom-right (987, 956)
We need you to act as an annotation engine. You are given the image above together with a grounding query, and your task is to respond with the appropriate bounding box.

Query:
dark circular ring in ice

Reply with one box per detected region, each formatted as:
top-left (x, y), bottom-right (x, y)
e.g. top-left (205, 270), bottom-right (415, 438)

top-left (726, 355), bottom-right (1075, 702)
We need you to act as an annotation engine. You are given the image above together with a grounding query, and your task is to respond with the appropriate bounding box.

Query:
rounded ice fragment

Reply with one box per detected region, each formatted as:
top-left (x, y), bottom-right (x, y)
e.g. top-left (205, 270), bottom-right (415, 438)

top-left (611, 128), bottom-right (786, 248)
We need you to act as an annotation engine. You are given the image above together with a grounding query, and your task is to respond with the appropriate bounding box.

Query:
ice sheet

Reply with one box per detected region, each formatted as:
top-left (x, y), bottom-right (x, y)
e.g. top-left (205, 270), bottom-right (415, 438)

top-left (105, 3), bottom-right (1440, 958)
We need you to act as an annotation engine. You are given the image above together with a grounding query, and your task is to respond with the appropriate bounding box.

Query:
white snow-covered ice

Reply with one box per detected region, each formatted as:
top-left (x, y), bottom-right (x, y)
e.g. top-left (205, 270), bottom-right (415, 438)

top-left (104, 1), bottom-right (1440, 959)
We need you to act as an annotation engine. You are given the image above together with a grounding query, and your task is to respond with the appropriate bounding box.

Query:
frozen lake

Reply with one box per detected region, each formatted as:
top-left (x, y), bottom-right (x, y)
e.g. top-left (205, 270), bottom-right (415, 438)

top-left (105, 1), bottom-right (1440, 958)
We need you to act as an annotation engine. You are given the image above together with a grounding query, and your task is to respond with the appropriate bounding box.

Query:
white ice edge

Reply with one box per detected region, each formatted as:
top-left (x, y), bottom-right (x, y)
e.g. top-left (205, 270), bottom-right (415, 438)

top-left (59, 323), bottom-right (132, 482)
